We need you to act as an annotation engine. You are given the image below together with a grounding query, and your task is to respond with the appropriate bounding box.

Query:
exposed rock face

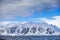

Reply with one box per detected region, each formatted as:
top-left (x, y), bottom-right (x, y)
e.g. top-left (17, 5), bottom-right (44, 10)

top-left (0, 22), bottom-right (60, 36)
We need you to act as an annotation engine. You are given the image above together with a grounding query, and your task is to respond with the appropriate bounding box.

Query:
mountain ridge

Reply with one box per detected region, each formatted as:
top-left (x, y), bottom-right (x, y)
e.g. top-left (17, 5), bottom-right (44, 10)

top-left (0, 21), bottom-right (60, 36)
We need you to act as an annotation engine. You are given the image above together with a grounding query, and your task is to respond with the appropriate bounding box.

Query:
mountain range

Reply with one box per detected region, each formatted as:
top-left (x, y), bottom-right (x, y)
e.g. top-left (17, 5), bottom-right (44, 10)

top-left (0, 21), bottom-right (60, 36)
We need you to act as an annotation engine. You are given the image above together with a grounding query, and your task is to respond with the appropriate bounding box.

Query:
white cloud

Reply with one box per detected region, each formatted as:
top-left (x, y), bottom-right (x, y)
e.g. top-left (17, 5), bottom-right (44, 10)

top-left (0, 0), bottom-right (59, 19)
top-left (0, 21), bottom-right (26, 26)
top-left (40, 16), bottom-right (60, 28)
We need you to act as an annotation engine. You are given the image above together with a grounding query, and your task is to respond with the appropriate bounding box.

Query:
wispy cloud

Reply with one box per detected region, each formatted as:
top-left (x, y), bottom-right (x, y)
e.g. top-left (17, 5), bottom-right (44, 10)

top-left (0, 0), bottom-right (59, 19)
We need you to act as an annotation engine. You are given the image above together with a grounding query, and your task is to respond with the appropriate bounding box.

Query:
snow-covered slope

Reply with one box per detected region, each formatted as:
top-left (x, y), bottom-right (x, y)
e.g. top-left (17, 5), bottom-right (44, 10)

top-left (0, 21), bottom-right (60, 36)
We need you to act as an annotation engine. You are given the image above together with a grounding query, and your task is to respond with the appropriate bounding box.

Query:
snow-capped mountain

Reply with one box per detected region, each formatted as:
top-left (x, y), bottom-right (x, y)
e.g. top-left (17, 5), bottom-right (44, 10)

top-left (0, 21), bottom-right (60, 36)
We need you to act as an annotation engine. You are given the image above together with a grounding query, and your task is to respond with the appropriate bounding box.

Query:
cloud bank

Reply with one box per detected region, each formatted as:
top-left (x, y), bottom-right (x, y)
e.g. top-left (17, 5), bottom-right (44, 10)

top-left (0, 0), bottom-right (59, 19)
top-left (40, 16), bottom-right (60, 28)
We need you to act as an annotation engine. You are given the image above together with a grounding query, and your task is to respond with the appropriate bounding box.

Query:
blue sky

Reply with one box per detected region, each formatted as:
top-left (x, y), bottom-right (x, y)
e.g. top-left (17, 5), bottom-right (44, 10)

top-left (0, 0), bottom-right (60, 28)
top-left (15, 7), bottom-right (60, 21)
